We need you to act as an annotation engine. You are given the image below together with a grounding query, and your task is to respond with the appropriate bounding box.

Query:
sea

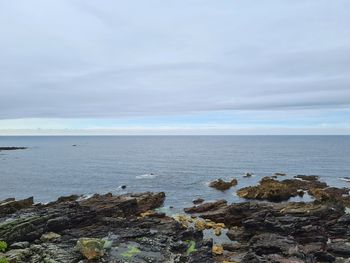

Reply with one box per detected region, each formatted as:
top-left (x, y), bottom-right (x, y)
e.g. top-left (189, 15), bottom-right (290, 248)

top-left (1, 136), bottom-right (349, 212)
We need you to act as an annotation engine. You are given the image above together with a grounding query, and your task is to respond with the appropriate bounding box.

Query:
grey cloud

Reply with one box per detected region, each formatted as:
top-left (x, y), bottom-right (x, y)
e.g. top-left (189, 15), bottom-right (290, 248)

top-left (0, 0), bottom-right (350, 119)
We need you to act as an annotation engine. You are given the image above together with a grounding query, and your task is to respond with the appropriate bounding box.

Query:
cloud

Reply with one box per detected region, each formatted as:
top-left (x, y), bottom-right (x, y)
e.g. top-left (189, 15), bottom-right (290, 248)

top-left (0, 0), bottom-right (349, 122)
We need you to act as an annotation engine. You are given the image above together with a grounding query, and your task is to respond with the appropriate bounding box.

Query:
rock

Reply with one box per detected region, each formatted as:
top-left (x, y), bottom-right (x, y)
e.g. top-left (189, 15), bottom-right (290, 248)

top-left (0, 197), bottom-right (34, 216)
top-left (121, 185), bottom-right (127, 189)
top-left (0, 198), bottom-right (15, 205)
top-left (274, 172), bottom-right (286, 176)
top-left (0, 147), bottom-right (27, 151)
top-left (40, 232), bottom-right (61, 242)
top-left (194, 219), bottom-right (207, 231)
top-left (9, 242), bottom-right (30, 249)
top-left (184, 200), bottom-right (227, 214)
top-left (76, 238), bottom-right (106, 260)
top-left (295, 175), bottom-right (319, 181)
top-left (243, 172), bottom-right (253, 178)
top-left (226, 227), bottom-right (247, 242)
top-left (249, 233), bottom-right (298, 256)
top-left (214, 227), bottom-right (222, 236)
top-left (237, 178), bottom-right (299, 201)
top-left (55, 195), bottom-right (79, 203)
top-left (328, 241), bottom-right (350, 257)
top-left (237, 176), bottom-right (334, 202)
top-left (0, 191), bottom-right (215, 262)
top-left (5, 248), bottom-right (31, 262)
top-left (209, 178), bottom-right (238, 191)
top-left (308, 187), bottom-right (350, 205)
top-left (47, 216), bottom-right (70, 232)
top-left (193, 198), bottom-right (204, 205)
top-left (212, 244), bottom-right (224, 255)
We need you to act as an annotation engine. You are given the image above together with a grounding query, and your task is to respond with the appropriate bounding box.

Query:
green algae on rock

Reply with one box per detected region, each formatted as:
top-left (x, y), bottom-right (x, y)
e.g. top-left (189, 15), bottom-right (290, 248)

top-left (76, 238), bottom-right (106, 260)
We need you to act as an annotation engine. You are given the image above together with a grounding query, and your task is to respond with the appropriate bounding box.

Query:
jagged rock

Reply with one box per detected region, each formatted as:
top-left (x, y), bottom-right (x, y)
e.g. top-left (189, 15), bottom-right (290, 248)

top-left (209, 178), bottom-right (238, 191)
top-left (0, 192), bottom-right (214, 262)
top-left (0, 197), bottom-right (34, 216)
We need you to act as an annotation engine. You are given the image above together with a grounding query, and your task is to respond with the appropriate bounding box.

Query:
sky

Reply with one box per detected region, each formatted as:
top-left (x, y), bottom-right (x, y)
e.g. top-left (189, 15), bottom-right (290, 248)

top-left (0, 0), bottom-right (349, 135)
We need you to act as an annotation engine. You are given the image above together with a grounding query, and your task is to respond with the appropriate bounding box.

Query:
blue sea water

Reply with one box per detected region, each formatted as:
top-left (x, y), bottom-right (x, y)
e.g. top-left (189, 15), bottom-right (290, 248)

top-left (0, 136), bottom-right (349, 210)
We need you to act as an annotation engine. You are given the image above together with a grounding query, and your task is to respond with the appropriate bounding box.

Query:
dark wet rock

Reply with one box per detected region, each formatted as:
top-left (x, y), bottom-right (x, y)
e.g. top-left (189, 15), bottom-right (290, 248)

top-left (0, 192), bottom-right (214, 263)
top-left (209, 178), bottom-right (238, 191)
top-left (249, 233), bottom-right (299, 256)
top-left (9, 242), bottom-right (30, 250)
top-left (243, 172), bottom-right (253, 178)
top-left (274, 172), bottom-right (286, 176)
top-left (185, 194), bottom-right (350, 262)
top-left (226, 227), bottom-right (249, 242)
top-left (0, 198), bottom-right (15, 205)
top-left (193, 198), bottom-right (204, 204)
top-left (295, 174), bottom-right (319, 181)
top-left (184, 200), bottom-right (227, 214)
top-left (55, 194), bottom-right (79, 203)
top-left (328, 240), bottom-right (350, 257)
top-left (0, 197), bottom-right (34, 216)
top-left (0, 147), bottom-right (27, 151)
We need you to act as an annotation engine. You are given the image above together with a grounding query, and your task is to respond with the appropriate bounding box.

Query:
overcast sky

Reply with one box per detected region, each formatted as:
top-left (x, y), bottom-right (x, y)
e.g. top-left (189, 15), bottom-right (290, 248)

top-left (0, 0), bottom-right (349, 134)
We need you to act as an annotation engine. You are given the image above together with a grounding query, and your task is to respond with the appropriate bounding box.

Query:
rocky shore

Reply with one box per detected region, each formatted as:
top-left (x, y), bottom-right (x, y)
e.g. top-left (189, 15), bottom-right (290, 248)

top-left (1, 175), bottom-right (350, 262)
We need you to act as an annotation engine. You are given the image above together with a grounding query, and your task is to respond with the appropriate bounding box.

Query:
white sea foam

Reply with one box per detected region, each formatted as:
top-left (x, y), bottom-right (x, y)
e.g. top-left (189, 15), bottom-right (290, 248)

top-left (136, 173), bottom-right (159, 179)
top-left (340, 177), bottom-right (350, 182)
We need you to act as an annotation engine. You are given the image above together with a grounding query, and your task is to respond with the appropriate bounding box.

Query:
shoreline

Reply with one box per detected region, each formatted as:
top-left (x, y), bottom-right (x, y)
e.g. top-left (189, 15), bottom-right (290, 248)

top-left (1, 176), bottom-right (350, 262)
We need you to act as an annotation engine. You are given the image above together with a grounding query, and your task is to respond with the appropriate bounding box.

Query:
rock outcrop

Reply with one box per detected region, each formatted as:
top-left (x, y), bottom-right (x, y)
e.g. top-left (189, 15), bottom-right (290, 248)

top-left (0, 192), bottom-right (214, 262)
top-left (209, 178), bottom-right (238, 191)
top-left (184, 177), bottom-right (350, 262)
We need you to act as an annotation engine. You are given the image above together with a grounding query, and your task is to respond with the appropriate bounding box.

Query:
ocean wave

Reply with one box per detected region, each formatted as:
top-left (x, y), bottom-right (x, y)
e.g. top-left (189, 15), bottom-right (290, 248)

top-left (340, 177), bottom-right (350, 182)
top-left (136, 173), bottom-right (159, 179)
